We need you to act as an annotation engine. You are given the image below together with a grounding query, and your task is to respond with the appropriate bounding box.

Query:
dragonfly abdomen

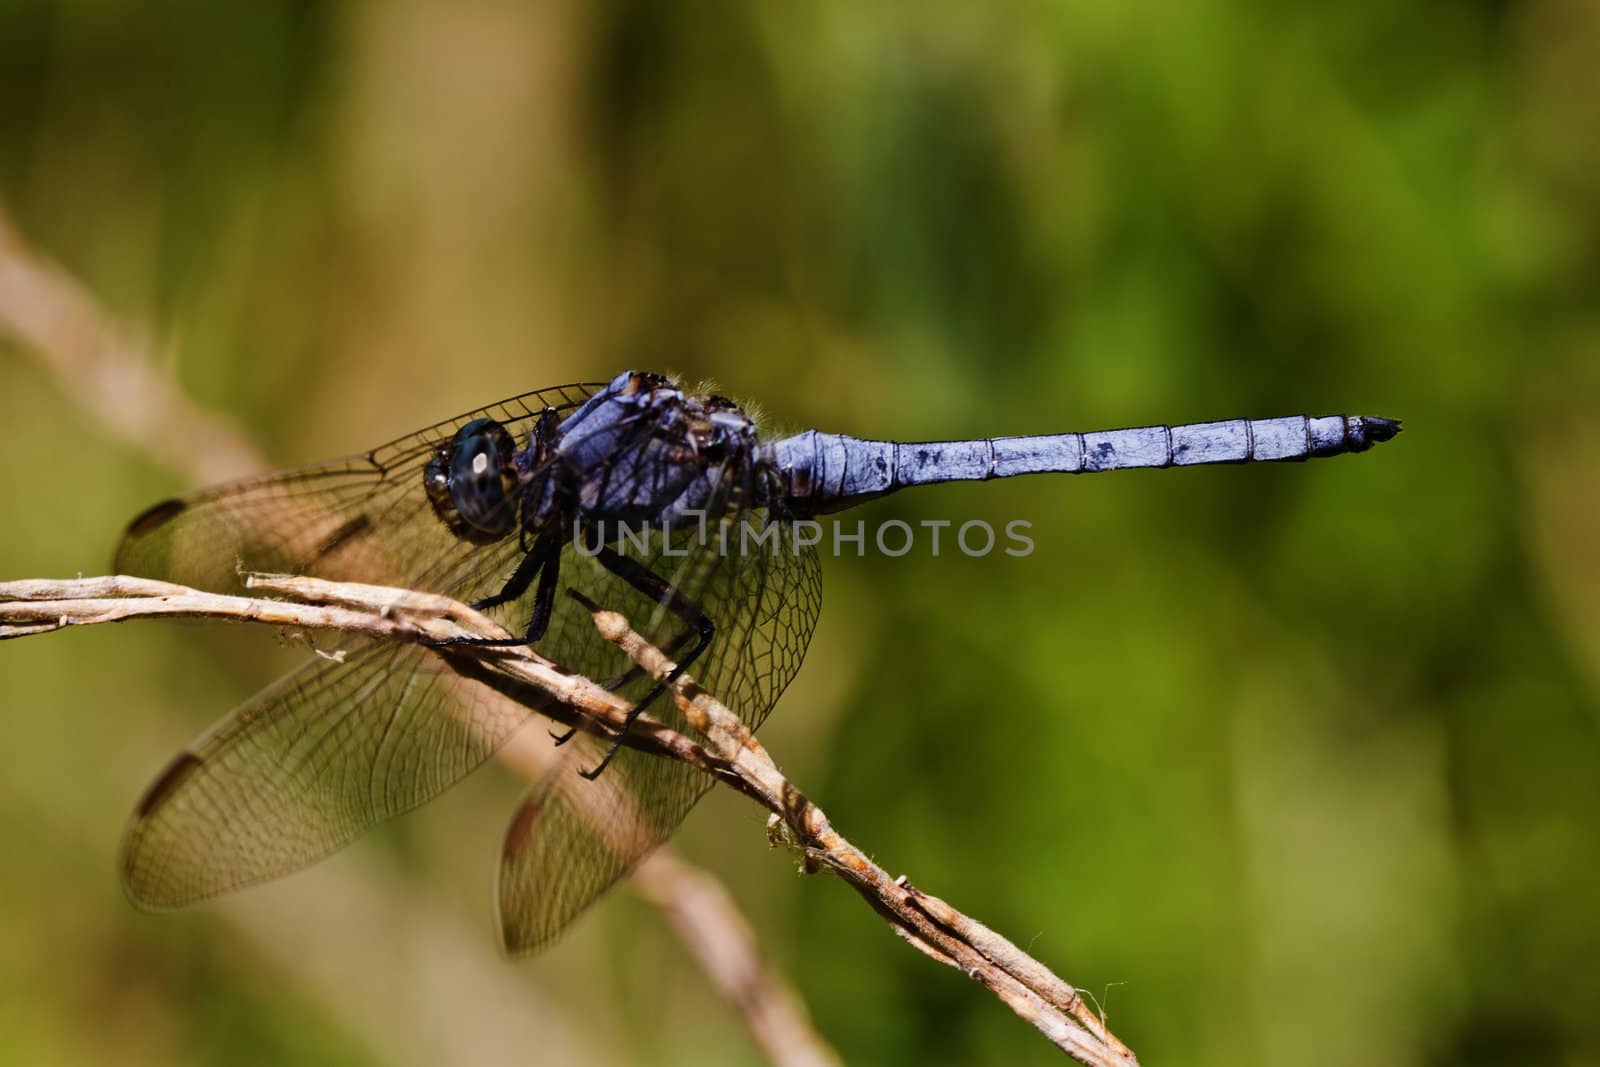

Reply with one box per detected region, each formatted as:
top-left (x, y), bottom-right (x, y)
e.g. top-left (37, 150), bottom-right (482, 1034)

top-left (984, 413), bottom-right (1402, 476)
top-left (766, 414), bottom-right (1400, 514)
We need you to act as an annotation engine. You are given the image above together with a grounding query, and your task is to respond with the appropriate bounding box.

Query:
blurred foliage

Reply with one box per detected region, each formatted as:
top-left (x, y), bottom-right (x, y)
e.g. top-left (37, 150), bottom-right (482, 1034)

top-left (2, 1), bottom-right (1599, 1065)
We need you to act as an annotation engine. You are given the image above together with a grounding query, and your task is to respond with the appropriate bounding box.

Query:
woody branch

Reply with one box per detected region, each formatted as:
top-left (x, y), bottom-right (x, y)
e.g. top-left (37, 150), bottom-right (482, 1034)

top-left (0, 573), bottom-right (1138, 1067)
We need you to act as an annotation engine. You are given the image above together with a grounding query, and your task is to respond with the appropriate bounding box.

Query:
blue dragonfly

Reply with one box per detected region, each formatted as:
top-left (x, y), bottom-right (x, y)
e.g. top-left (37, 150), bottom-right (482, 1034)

top-left (115, 370), bottom-right (1399, 951)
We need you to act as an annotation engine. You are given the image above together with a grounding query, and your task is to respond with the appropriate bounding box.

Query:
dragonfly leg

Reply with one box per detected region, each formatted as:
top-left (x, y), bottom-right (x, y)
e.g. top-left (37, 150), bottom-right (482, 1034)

top-left (522, 537), bottom-right (562, 643)
top-left (424, 530), bottom-right (561, 648)
top-left (548, 622), bottom-right (697, 746)
top-left (572, 546), bottom-right (715, 780)
top-left (474, 539), bottom-right (547, 613)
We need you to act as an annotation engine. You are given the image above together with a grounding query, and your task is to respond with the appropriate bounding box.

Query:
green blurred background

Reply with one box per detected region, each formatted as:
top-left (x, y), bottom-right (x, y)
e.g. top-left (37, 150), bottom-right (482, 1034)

top-left (2, 2), bottom-right (1598, 1065)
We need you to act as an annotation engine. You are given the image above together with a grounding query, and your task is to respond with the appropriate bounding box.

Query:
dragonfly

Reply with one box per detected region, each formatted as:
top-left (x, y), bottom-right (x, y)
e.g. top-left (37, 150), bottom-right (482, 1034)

top-left (116, 369), bottom-right (1400, 953)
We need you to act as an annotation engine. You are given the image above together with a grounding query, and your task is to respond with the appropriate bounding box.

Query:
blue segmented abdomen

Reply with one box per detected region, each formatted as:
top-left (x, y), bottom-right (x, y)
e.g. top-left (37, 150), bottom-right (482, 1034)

top-left (764, 414), bottom-right (1401, 515)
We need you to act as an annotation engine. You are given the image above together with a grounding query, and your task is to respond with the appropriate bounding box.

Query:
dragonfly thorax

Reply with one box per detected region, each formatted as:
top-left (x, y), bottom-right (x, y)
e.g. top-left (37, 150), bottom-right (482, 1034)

top-left (546, 371), bottom-right (762, 531)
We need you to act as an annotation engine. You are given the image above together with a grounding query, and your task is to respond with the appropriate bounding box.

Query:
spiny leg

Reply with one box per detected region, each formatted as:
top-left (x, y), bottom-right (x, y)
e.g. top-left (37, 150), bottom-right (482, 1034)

top-left (569, 545), bottom-right (715, 780)
top-left (548, 619), bottom-right (698, 746)
top-left (521, 534), bottom-right (562, 643)
top-left (424, 529), bottom-right (562, 648)
top-left (476, 539), bottom-right (546, 612)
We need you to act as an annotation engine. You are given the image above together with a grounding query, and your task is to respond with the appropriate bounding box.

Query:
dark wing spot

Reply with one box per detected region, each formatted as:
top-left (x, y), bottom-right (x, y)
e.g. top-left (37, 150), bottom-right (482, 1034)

top-left (133, 750), bottom-right (203, 818)
top-left (124, 498), bottom-right (187, 539)
top-left (501, 796), bottom-right (545, 862)
top-left (311, 514), bottom-right (375, 565)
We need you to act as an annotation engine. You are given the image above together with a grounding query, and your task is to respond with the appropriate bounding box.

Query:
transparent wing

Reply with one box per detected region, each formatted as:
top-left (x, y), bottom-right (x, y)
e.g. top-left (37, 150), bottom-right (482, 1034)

top-left (496, 510), bottom-right (822, 954)
top-left (114, 382), bottom-right (602, 595)
top-left (122, 618), bottom-right (561, 907)
top-left (120, 384), bottom-right (600, 906)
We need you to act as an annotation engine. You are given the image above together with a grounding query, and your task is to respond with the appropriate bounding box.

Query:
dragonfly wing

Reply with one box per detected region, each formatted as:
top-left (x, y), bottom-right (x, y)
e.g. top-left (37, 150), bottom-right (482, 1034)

top-left (496, 512), bottom-right (822, 954)
top-left (122, 622), bottom-right (567, 907)
top-left (114, 382), bottom-right (602, 595)
top-left (495, 732), bottom-right (675, 953)
top-left (118, 383), bottom-right (603, 905)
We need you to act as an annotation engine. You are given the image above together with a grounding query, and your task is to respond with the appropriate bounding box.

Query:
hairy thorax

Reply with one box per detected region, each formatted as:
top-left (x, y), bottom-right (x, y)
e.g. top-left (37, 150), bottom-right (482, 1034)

top-left (548, 373), bottom-right (764, 529)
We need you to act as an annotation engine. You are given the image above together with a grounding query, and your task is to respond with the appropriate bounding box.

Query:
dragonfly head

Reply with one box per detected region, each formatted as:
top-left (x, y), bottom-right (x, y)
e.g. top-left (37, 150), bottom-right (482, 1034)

top-left (425, 418), bottom-right (522, 545)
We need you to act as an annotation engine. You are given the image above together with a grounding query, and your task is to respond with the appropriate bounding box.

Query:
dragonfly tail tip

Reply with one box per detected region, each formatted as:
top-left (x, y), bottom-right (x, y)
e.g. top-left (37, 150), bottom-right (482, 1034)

top-left (1358, 416), bottom-right (1403, 446)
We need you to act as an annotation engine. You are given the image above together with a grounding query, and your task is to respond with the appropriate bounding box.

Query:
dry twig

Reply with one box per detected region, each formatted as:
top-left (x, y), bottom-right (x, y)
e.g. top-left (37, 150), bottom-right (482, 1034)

top-left (0, 574), bottom-right (1139, 1066)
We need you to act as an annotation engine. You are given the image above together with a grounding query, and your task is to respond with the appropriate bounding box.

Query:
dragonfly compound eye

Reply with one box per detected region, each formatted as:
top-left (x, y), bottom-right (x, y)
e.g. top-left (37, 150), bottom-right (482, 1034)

top-left (424, 418), bottom-right (520, 544)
